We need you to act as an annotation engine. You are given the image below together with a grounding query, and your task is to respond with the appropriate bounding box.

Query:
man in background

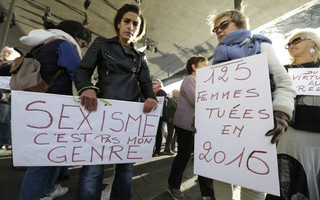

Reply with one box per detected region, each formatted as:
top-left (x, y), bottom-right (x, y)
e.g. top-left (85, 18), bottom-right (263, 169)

top-left (164, 89), bottom-right (179, 154)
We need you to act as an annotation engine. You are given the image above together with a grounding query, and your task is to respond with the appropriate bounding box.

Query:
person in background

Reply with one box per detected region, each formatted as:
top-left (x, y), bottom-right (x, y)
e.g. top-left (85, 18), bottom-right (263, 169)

top-left (9, 12), bottom-right (16, 28)
top-left (0, 47), bottom-right (20, 152)
top-left (168, 56), bottom-right (215, 200)
top-left (152, 78), bottom-right (168, 157)
top-left (75, 4), bottom-right (158, 200)
top-left (84, 0), bottom-right (92, 10)
top-left (164, 89), bottom-right (179, 154)
top-left (19, 20), bottom-right (91, 200)
top-left (82, 13), bottom-right (89, 27)
top-left (266, 28), bottom-right (320, 200)
top-left (0, 47), bottom-right (20, 65)
top-left (207, 9), bottom-right (296, 200)
top-left (0, 12), bottom-right (15, 26)
top-left (0, 12), bottom-right (5, 24)
top-left (42, 7), bottom-right (51, 23)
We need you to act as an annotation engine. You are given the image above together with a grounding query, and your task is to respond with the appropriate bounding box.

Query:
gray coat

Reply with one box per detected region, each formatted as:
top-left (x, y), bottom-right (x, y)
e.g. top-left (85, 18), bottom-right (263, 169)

top-left (173, 75), bottom-right (195, 131)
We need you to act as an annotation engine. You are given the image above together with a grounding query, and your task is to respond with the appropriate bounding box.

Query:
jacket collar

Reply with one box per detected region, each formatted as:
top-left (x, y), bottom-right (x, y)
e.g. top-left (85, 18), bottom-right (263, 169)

top-left (106, 36), bottom-right (144, 56)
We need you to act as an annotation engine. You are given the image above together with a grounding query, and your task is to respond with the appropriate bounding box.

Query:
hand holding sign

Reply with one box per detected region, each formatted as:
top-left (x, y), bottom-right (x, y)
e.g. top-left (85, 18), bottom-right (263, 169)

top-left (143, 98), bottom-right (158, 113)
top-left (265, 111), bottom-right (289, 144)
top-left (80, 88), bottom-right (98, 112)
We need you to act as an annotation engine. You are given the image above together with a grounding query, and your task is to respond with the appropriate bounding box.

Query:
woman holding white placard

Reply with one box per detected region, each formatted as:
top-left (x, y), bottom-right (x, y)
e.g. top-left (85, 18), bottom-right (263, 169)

top-left (207, 8), bottom-right (296, 200)
top-left (266, 28), bottom-right (320, 200)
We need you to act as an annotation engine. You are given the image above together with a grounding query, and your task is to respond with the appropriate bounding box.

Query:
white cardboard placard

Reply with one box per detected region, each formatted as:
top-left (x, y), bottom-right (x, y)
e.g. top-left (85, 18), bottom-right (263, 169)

top-left (11, 91), bottom-right (161, 166)
top-left (288, 68), bottom-right (320, 96)
top-left (194, 53), bottom-right (279, 196)
top-left (0, 76), bottom-right (11, 90)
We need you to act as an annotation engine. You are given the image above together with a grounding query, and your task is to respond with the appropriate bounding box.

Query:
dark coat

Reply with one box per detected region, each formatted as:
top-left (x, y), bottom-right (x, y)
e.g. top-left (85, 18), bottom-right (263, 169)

top-left (0, 62), bottom-right (11, 76)
top-left (75, 36), bottom-right (156, 102)
top-left (166, 97), bottom-right (178, 122)
top-left (156, 89), bottom-right (167, 120)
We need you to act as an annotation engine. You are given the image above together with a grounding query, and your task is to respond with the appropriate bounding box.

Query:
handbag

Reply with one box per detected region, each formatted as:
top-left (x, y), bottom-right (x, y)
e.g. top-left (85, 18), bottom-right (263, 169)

top-left (290, 99), bottom-right (320, 133)
top-left (10, 39), bottom-right (64, 92)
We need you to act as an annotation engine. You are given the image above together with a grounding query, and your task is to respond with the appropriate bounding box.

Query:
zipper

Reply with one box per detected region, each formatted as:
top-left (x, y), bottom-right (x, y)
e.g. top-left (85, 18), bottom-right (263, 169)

top-left (104, 52), bottom-right (115, 61)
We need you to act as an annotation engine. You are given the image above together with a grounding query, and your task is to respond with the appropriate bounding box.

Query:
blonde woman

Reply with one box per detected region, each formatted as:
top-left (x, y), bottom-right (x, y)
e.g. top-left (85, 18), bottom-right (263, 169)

top-left (208, 9), bottom-right (296, 200)
top-left (266, 28), bottom-right (320, 200)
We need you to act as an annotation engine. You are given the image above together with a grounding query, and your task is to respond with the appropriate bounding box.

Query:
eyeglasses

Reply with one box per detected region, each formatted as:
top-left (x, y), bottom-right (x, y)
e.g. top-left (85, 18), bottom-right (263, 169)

top-left (285, 37), bottom-right (311, 49)
top-left (212, 19), bottom-right (234, 34)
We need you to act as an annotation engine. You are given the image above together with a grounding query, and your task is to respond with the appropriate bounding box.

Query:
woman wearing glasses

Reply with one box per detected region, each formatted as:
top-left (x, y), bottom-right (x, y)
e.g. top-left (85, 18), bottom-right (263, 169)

top-left (267, 29), bottom-right (320, 200)
top-left (207, 9), bottom-right (296, 200)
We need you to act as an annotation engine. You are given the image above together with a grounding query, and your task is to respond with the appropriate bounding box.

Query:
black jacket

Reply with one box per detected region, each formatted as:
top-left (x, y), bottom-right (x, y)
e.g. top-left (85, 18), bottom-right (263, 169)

top-left (156, 89), bottom-right (167, 120)
top-left (75, 36), bottom-right (156, 101)
top-left (166, 97), bottom-right (178, 122)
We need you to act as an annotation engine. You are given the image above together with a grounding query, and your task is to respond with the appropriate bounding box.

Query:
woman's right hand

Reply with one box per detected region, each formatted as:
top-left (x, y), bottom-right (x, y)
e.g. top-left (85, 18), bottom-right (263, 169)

top-left (80, 88), bottom-right (98, 112)
top-left (143, 98), bottom-right (158, 113)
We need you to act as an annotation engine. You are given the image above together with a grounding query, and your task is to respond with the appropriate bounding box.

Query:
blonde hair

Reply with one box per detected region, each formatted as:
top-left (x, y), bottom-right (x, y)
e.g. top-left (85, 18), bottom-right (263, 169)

top-left (0, 46), bottom-right (20, 61)
top-left (207, 9), bottom-right (249, 33)
top-left (172, 89), bottom-right (179, 95)
top-left (287, 28), bottom-right (320, 63)
top-left (152, 79), bottom-right (163, 88)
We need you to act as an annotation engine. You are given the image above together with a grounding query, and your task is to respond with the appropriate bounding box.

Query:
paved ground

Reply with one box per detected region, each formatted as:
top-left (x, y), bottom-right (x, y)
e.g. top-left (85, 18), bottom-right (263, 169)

top-left (0, 144), bottom-right (204, 200)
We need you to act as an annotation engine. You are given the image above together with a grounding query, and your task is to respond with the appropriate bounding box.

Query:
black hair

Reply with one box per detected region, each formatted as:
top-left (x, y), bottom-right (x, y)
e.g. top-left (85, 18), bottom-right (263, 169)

top-left (185, 56), bottom-right (208, 75)
top-left (44, 20), bottom-right (92, 45)
top-left (113, 4), bottom-right (146, 42)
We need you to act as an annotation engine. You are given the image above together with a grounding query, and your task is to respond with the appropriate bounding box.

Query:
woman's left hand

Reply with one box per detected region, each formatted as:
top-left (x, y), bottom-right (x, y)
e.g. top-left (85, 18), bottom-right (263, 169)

top-left (265, 111), bottom-right (289, 144)
top-left (143, 98), bottom-right (158, 113)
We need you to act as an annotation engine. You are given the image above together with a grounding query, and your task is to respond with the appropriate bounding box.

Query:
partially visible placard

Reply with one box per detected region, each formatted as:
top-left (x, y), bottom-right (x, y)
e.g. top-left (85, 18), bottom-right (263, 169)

top-left (0, 76), bottom-right (11, 90)
top-left (288, 68), bottom-right (320, 96)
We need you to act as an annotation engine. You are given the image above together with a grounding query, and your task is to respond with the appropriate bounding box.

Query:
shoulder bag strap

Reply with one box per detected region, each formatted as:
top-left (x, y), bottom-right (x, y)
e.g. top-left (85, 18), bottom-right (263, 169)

top-left (24, 39), bottom-right (65, 92)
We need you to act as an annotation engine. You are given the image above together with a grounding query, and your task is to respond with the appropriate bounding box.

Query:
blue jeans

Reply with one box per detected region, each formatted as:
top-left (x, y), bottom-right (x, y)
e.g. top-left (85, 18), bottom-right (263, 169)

top-left (77, 163), bottom-right (134, 200)
top-left (0, 103), bottom-right (11, 145)
top-left (20, 166), bottom-right (62, 200)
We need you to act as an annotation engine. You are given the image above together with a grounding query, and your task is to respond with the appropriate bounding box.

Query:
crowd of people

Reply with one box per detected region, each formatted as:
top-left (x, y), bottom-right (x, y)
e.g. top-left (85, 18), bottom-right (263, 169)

top-left (0, 2), bottom-right (319, 200)
top-left (0, 46), bottom-right (19, 151)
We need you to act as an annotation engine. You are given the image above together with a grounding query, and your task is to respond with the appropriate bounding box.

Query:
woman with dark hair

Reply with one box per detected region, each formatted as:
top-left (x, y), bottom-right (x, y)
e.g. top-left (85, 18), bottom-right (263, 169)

top-left (75, 4), bottom-right (157, 200)
top-left (54, 20), bottom-right (91, 48)
top-left (167, 56), bottom-right (215, 200)
top-left (43, 20), bottom-right (92, 50)
top-left (19, 20), bottom-right (91, 200)
top-left (207, 9), bottom-right (296, 200)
